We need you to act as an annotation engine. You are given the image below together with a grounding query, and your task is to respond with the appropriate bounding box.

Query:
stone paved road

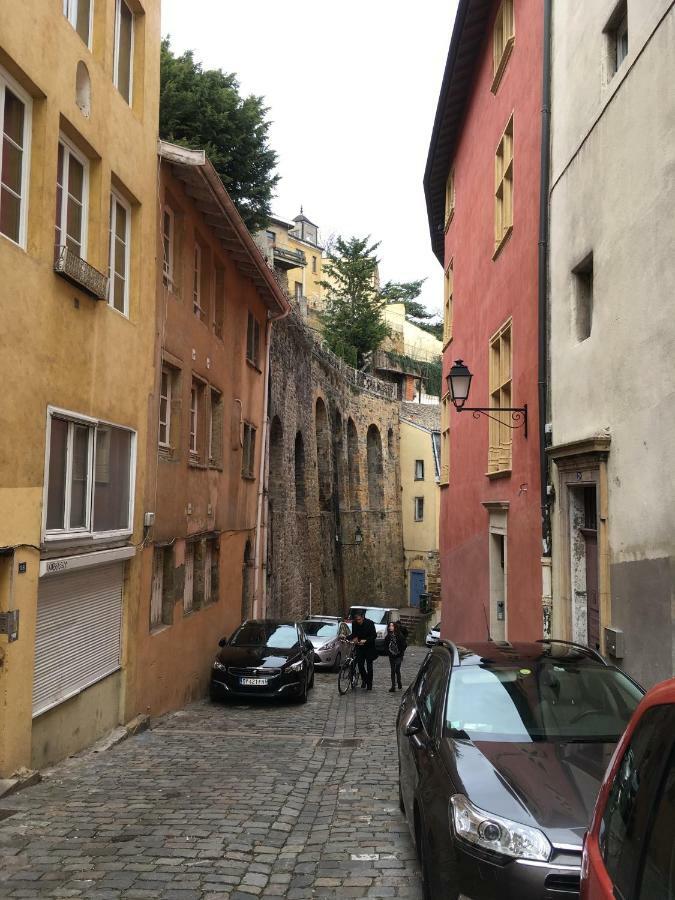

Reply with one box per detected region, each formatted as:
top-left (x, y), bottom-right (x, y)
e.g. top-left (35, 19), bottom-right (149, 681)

top-left (0, 648), bottom-right (427, 899)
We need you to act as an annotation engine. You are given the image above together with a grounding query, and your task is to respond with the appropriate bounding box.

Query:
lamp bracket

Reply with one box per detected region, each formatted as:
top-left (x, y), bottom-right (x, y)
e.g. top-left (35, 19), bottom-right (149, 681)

top-left (456, 404), bottom-right (528, 438)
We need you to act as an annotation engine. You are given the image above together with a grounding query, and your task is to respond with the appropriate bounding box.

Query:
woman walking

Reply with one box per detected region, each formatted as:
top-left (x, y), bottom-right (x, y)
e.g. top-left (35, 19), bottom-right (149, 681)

top-left (384, 622), bottom-right (407, 692)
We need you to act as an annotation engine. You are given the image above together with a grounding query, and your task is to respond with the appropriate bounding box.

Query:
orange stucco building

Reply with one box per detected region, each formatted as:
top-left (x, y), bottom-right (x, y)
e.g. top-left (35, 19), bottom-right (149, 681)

top-left (125, 142), bottom-right (289, 719)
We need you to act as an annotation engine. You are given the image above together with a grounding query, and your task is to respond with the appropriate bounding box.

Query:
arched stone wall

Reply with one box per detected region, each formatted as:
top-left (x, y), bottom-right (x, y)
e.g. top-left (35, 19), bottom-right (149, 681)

top-left (347, 418), bottom-right (361, 510)
top-left (294, 431), bottom-right (306, 511)
top-left (367, 424), bottom-right (384, 510)
top-left (268, 417), bottom-right (284, 509)
top-left (315, 397), bottom-right (332, 512)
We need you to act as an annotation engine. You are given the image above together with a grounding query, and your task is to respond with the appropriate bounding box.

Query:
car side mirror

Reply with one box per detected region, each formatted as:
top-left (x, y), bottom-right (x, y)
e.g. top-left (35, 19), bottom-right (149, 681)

top-left (404, 709), bottom-right (422, 737)
top-left (218, 637), bottom-right (228, 648)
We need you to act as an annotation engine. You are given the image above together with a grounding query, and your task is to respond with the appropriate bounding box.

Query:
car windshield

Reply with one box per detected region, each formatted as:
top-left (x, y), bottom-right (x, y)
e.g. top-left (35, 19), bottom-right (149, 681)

top-left (350, 608), bottom-right (388, 625)
top-left (433, 623), bottom-right (441, 631)
top-left (445, 661), bottom-right (643, 743)
top-left (229, 623), bottom-right (299, 650)
top-left (302, 621), bottom-right (339, 638)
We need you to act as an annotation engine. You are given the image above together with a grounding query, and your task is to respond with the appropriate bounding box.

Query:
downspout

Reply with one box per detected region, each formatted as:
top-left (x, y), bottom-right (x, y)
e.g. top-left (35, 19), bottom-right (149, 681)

top-left (252, 307), bottom-right (288, 618)
top-left (538, 0), bottom-right (553, 630)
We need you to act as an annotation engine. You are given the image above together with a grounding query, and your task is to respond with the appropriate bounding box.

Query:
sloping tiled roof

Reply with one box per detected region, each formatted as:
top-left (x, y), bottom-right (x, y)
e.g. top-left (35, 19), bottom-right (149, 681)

top-left (400, 402), bottom-right (441, 432)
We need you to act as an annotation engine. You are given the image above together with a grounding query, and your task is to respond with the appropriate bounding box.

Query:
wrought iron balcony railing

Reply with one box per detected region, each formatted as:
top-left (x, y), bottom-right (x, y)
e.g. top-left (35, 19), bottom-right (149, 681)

top-left (54, 246), bottom-right (109, 300)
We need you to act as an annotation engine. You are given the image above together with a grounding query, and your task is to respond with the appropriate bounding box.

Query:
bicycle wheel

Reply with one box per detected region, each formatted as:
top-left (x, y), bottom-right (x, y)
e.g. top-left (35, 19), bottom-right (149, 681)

top-left (338, 658), bottom-right (354, 695)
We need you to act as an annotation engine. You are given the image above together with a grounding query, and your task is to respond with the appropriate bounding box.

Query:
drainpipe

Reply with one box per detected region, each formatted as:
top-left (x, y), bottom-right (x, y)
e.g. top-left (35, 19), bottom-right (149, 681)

top-left (252, 307), bottom-right (288, 618)
top-left (538, 0), bottom-right (553, 629)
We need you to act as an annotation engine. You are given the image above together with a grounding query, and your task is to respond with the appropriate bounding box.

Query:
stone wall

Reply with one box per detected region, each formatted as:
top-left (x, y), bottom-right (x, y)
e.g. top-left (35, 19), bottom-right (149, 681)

top-left (266, 306), bottom-right (406, 620)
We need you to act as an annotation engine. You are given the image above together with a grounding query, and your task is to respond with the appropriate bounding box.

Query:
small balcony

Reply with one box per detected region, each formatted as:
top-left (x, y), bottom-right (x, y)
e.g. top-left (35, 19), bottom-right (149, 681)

top-left (273, 245), bottom-right (307, 270)
top-left (373, 349), bottom-right (420, 376)
top-left (54, 246), bottom-right (108, 300)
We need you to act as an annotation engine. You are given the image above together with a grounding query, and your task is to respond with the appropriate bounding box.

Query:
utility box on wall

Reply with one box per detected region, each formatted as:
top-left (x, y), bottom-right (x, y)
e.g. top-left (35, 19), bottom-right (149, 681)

top-left (604, 626), bottom-right (625, 659)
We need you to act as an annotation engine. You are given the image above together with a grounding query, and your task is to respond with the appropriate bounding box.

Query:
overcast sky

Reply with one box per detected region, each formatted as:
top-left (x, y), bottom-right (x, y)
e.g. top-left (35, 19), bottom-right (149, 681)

top-left (161, 0), bottom-right (459, 317)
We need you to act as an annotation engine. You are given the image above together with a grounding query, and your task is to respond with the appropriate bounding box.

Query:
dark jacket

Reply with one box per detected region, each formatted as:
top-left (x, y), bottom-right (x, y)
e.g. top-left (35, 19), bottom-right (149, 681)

top-left (350, 617), bottom-right (378, 661)
top-left (384, 628), bottom-right (408, 658)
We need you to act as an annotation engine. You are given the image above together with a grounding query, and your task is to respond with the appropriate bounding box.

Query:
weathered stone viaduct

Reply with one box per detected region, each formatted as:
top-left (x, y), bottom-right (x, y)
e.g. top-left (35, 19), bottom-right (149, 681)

top-left (264, 306), bottom-right (406, 620)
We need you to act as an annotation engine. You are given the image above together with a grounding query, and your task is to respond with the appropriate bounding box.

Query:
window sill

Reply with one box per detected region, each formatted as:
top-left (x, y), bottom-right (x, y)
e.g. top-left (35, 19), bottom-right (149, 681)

top-left (442, 335), bottom-right (453, 351)
top-left (246, 358), bottom-right (263, 374)
top-left (444, 207), bottom-right (455, 233)
top-left (208, 461), bottom-right (223, 471)
top-left (491, 36), bottom-right (515, 95)
top-left (486, 468), bottom-right (512, 480)
top-left (188, 458), bottom-right (207, 470)
top-left (150, 623), bottom-right (172, 636)
top-left (242, 473), bottom-right (256, 482)
top-left (159, 445), bottom-right (177, 460)
top-left (492, 226), bottom-right (513, 261)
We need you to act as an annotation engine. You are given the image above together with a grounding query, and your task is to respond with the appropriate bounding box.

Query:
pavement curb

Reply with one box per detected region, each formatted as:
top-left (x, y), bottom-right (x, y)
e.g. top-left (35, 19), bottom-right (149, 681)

top-left (0, 768), bottom-right (41, 799)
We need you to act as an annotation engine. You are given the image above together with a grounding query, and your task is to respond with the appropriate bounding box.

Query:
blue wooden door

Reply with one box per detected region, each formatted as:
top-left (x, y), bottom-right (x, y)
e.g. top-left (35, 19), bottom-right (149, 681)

top-left (410, 570), bottom-right (426, 607)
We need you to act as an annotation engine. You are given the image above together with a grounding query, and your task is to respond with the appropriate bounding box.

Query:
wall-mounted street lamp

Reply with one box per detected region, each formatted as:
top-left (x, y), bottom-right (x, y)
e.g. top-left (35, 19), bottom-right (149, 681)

top-left (447, 359), bottom-right (528, 437)
top-left (336, 525), bottom-right (364, 546)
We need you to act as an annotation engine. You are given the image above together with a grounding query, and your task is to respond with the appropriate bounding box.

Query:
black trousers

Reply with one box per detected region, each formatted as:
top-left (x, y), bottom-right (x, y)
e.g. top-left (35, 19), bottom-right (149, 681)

top-left (389, 655), bottom-right (403, 687)
top-left (356, 651), bottom-right (374, 687)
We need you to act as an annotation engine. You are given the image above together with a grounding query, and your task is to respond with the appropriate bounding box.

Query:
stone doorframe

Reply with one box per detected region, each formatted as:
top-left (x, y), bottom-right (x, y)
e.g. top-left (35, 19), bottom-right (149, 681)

top-left (547, 437), bottom-right (611, 654)
top-left (482, 501), bottom-right (509, 642)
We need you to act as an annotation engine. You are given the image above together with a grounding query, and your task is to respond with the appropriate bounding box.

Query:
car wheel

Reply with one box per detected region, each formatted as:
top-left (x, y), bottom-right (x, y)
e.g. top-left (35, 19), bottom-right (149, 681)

top-left (297, 675), bottom-right (308, 704)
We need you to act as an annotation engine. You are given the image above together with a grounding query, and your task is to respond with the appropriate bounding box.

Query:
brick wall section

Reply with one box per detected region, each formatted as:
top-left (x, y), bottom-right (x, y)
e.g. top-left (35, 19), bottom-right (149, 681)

top-left (267, 307), bottom-right (406, 619)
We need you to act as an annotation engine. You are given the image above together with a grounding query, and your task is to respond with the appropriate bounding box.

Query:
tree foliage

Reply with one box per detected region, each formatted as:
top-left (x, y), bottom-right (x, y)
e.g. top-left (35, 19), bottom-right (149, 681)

top-left (319, 237), bottom-right (390, 368)
top-left (159, 38), bottom-right (279, 232)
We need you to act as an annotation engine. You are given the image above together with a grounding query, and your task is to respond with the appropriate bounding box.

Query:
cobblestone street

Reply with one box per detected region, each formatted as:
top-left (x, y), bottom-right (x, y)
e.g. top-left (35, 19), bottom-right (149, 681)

top-left (0, 649), bottom-right (426, 900)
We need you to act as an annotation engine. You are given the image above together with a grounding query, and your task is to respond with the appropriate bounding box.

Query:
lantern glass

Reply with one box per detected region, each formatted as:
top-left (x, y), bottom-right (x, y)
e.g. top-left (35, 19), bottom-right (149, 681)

top-left (448, 360), bottom-right (473, 409)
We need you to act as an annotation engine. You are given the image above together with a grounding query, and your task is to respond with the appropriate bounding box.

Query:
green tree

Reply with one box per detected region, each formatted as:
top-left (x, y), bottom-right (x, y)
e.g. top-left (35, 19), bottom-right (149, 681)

top-left (159, 38), bottom-right (279, 232)
top-left (382, 278), bottom-right (443, 340)
top-left (320, 237), bottom-right (390, 367)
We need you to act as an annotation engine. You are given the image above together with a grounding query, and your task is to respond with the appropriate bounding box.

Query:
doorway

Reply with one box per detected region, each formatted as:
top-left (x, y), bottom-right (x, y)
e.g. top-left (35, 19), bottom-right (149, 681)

top-left (409, 569), bottom-right (426, 607)
top-left (569, 484), bottom-right (600, 649)
top-left (489, 532), bottom-right (507, 641)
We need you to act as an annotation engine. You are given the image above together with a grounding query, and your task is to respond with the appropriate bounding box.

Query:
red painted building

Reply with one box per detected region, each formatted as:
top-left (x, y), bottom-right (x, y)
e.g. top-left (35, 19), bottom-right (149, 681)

top-left (424, 0), bottom-right (545, 643)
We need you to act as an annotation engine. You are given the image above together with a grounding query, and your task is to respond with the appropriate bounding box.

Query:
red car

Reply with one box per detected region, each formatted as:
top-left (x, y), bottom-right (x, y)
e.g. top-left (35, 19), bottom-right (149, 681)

top-left (581, 677), bottom-right (675, 899)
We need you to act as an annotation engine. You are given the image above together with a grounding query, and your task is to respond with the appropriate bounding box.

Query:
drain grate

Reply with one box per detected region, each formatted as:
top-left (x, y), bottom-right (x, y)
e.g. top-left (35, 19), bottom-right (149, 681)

top-left (0, 810), bottom-right (18, 823)
top-left (317, 738), bottom-right (360, 748)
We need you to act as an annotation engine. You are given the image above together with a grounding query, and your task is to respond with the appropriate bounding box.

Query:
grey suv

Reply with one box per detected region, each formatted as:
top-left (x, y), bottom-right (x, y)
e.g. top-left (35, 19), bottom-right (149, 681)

top-left (397, 640), bottom-right (644, 900)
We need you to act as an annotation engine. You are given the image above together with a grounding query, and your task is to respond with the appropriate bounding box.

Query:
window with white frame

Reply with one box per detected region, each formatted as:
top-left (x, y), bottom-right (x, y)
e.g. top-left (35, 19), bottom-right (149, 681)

top-left (242, 422), bottom-right (256, 478)
top-left (159, 366), bottom-right (172, 448)
top-left (246, 312), bottom-right (261, 368)
top-left (45, 411), bottom-right (134, 538)
top-left (108, 190), bottom-right (131, 314)
top-left (55, 136), bottom-right (88, 260)
top-left (162, 207), bottom-right (174, 288)
top-left (113, 0), bottom-right (134, 105)
top-left (150, 545), bottom-right (173, 630)
top-left (192, 243), bottom-right (202, 318)
top-left (183, 542), bottom-right (194, 614)
top-left (209, 388), bottom-right (223, 467)
top-left (62, 0), bottom-right (93, 46)
top-left (0, 70), bottom-right (31, 248)
top-left (414, 497), bottom-right (425, 522)
top-left (189, 382), bottom-right (199, 455)
top-left (414, 459), bottom-right (425, 481)
top-left (606, 2), bottom-right (629, 78)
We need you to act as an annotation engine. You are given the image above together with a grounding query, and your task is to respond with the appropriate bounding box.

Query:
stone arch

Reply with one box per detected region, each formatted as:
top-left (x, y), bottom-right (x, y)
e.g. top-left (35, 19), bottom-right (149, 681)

top-left (387, 426), bottom-right (395, 458)
top-left (367, 424), bottom-right (384, 510)
top-left (241, 539), bottom-right (253, 621)
top-left (294, 431), bottom-right (306, 511)
top-left (268, 417), bottom-right (284, 509)
top-left (332, 409), bottom-right (347, 509)
top-left (315, 397), bottom-right (332, 511)
top-left (347, 418), bottom-right (361, 510)
top-left (75, 61), bottom-right (91, 117)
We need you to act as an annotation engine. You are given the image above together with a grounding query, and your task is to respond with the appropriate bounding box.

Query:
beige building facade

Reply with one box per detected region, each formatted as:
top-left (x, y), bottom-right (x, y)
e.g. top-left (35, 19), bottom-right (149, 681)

top-left (548, 1), bottom-right (675, 686)
top-left (399, 403), bottom-right (441, 609)
top-left (0, 0), bottom-right (160, 775)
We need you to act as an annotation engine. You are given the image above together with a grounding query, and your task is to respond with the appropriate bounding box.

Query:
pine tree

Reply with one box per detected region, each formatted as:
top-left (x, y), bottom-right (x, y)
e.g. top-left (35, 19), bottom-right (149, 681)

top-left (319, 237), bottom-right (390, 368)
top-left (382, 278), bottom-right (443, 340)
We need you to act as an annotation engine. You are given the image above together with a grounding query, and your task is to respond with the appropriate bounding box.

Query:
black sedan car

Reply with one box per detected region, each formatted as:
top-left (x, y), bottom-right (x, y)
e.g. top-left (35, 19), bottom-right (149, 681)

top-left (397, 640), bottom-right (644, 900)
top-left (210, 619), bottom-right (315, 703)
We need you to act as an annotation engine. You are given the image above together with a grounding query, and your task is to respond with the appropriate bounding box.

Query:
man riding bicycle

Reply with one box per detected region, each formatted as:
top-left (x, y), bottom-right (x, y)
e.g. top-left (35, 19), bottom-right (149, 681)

top-left (349, 610), bottom-right (377, 690)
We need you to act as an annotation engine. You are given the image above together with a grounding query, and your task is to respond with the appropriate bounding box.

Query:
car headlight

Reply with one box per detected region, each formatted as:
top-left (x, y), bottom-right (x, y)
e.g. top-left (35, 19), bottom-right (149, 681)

top-left (213, 660), bottom-right (227, 672)
top-left (450, 794), bottom-right (551, 862)
top-left (288, 660), bottom-right (305, 672)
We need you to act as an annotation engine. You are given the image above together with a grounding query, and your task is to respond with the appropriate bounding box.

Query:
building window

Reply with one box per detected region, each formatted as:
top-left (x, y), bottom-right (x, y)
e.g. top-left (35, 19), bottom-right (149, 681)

top-left (312, 255), bottom-right (317, 274)
top-left (209, 388), bottom-right (223, 467)
top-left (606, 2), bottom-right (629, 77)
top-left (431, 431), bottom-right (441, 482)
top-left (494, 115), bottom-right (514, 255)
top-left (150, 546), bottom-right (174, 630)
top-left (108, 190), bottom-right (131, 315)
top-left (0, 69), bottom-right (31, 248)
top-left (266, 229), bottom-right (276, 245)
top-left (573, 253), bottom-right (593, 343)
top-left (444, 169), bottom-right (455, 229)
top-left (415, 459), bottom-right (425, 481)
top-left (246, 312), bottom-right (261, 368)
top-left (492, 0), bottom-right (515, 92)
top-left (183, 542), bottom-right (194, 614)
top-left (203, 538), bottom-right (219, 605)
top-left (113, 0), bottom-right (134, 104)
top-left (414, 497), bottom-right (424, 522)
top-left (192, 243), bottom-right (202, 318)
top-left (443, 261), bottom-right (453, 347)
top-left (189, 379), bottom-right (206, 460)
top-left (242, 422), bottom-right (256, 479)
top-left (162, 207), bottom-right (174, 288)
top-left (159, 366), bottom-right (172, 448)
top-left (45, 411), bottom-right (134, 538)
top-left (55, 136), bottom-right (88, 261)
top-left (214, 267), bottom-right (225, 338)
top-left (62, 0), bottom-right (92, 46)
top-left (440, 394), bottom-right (450, 485)
top-left (488, 320), bottom-right (513, 475)
top-left (294, 281), bottom-right (303, 302)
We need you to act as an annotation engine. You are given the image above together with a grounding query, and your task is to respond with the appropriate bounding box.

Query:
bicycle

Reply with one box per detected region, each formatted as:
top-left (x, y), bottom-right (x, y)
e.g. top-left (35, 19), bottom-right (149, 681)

top-left (337, 646), bottom-right (363, 695)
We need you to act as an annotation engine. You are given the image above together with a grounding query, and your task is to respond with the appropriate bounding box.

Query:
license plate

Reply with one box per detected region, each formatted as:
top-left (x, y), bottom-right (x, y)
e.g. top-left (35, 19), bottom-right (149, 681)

top-left (240, 677), bottom-right (268, 686)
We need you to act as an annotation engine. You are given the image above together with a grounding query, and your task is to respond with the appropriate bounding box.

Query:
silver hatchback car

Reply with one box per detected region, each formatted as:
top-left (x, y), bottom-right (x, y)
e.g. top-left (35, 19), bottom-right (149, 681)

top-left (301, 618), bottom-right (351, 670)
